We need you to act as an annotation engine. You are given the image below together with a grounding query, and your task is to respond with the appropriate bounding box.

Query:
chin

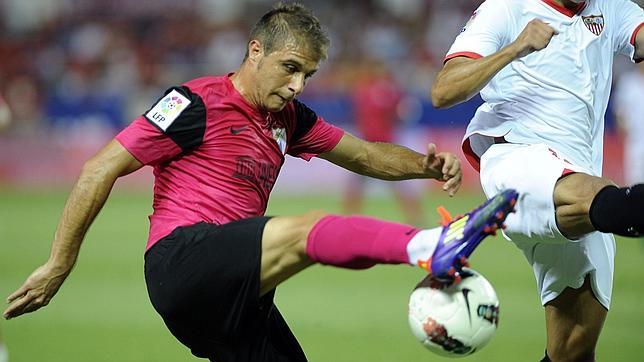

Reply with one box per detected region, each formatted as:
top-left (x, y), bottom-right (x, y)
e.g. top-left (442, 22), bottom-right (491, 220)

top-left (266, 102), bottom-right (288, 112)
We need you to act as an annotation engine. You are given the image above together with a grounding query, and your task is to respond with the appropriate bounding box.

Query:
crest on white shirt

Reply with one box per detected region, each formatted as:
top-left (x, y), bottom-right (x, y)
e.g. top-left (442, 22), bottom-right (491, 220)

top-left (582, 15), bottom-right (604, 36)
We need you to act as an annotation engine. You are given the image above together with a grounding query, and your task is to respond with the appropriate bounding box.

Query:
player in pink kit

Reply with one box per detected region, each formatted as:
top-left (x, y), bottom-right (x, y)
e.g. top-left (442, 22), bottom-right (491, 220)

top-left (3, 4), bottom-right (517, 361)
top-left (432, 0), bottom-right (644, 361)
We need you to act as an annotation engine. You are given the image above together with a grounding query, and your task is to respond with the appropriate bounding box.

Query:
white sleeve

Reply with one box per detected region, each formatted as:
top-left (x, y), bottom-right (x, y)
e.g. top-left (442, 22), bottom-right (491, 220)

top-left (612, 0), bottom-right (644, 62)
top-left (444, 0), bottom-right (512, 62)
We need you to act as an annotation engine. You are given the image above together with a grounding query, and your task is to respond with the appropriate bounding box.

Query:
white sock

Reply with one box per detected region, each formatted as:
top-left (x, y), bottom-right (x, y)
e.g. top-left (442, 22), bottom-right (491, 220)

top-left (0, 342), bottom-right (8, 362)
top-left (406, 227), bottom-right (442, 266)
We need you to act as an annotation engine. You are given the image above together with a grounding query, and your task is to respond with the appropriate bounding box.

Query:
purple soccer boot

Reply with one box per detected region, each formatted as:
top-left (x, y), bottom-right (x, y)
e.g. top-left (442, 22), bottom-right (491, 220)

top-left (419, 189), bottom-right (519, 284)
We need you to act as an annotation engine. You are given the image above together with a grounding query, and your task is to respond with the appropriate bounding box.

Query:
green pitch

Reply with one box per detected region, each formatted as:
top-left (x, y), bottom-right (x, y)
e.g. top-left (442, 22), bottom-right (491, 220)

top-left (0, 188), bottom-right (642, 361)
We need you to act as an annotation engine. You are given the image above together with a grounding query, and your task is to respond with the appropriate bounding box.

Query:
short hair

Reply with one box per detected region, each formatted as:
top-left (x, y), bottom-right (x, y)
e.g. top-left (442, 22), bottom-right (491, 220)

top-left (246, 2), bottom-right (330, 61)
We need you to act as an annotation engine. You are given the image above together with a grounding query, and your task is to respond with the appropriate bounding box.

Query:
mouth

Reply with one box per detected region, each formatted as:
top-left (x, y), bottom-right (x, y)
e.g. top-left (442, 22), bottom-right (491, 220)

top-left (277, 94), bottom-right (293, 103)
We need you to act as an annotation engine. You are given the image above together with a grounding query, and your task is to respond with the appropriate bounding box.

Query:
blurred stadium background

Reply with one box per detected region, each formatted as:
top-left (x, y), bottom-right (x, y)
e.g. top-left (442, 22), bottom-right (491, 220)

top-left (0, 0), bottom-right (642, 361)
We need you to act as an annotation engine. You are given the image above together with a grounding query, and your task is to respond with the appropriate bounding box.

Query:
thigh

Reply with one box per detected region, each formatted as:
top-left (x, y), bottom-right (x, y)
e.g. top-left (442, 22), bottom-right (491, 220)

top-left (480, 143), bottom-right (590, 242)
top-left (208, 294), bottom-right (308, 362)
top-left (260, 211), bottom-right (326, 296)
top-left (145, 218), bottom-right (290, 359)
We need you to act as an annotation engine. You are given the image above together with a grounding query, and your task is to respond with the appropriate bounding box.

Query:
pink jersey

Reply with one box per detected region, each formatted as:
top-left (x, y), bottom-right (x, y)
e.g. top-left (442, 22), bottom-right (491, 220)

top-left (116, 74), bottom-right (344, 250)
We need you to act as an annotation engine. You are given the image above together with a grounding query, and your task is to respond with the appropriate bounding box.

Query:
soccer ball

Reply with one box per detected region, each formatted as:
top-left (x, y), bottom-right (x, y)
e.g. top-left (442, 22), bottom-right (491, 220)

top-left (408, 268), bottom-right (499, 358)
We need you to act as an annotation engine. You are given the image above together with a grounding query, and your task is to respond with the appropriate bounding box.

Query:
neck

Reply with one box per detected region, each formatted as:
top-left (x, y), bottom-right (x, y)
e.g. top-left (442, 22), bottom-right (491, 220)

top-left (230, 64), bottom-right (261, 110)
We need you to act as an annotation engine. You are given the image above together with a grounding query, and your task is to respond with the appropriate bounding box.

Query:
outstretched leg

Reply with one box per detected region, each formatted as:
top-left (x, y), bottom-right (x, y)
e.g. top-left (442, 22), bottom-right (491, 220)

top-left (258, 189), bottom-right (518, 295)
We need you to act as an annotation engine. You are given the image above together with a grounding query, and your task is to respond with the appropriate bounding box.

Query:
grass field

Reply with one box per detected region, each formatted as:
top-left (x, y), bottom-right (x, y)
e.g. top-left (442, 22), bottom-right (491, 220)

top-left (1, 187), bottom-right (642, 361)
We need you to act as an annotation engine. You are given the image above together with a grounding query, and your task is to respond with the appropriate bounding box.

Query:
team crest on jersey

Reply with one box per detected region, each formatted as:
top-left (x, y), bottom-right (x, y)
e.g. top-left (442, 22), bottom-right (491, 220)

top-left (272, 127), bottom-right (287, 154)
top-left (145, 89), bottom-right (191, 131)
top-left (582, 15), bottom-right (604, 36)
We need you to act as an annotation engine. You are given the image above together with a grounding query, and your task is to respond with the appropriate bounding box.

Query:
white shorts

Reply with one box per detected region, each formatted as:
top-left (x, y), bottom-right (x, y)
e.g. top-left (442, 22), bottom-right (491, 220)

top-left (479, 143), bottom-right (615, 309)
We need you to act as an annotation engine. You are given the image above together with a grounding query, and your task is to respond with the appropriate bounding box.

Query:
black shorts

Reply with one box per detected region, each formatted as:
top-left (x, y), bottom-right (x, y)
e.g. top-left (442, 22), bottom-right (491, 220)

top-left (144, 218), bottom-right (307, 362)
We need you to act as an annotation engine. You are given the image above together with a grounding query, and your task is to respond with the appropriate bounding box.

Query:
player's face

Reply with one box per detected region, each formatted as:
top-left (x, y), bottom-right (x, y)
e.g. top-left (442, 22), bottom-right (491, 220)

top-left (252, 41), bottom-right (320, 112)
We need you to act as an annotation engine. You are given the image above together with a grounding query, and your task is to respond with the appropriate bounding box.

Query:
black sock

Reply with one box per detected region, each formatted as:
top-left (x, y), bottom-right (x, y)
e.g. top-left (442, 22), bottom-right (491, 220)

top-left (542, 350), bottom-right (596, 362)
top-left (589, 184), bottom-right (644, 237)
top-left (540, 350), bottom-right (551, 362)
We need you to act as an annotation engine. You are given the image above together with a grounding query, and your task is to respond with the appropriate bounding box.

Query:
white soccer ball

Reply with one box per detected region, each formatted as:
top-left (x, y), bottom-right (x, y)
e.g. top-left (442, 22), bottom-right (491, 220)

top-left (408, 268), bottom-right (499, 358)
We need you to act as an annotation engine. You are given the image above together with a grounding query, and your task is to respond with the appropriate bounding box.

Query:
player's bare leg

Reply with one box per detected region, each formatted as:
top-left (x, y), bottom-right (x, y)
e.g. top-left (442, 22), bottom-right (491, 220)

top-left (259, 211), bottom-right (326, 296)
top-left (554, 173), bottom-right (643, 238)
top-left (259, 190), bottom-right (518, 296)
top-left (544, 276), bottom-right (607, 362)
top-left (553, 173), bottom-right (615, 238)
top-left (549, 172), bottom-right (640, 361)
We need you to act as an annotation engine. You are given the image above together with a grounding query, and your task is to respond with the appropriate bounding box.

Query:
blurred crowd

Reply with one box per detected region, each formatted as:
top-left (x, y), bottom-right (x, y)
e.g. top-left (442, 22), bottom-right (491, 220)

top-left (0, 0), bottom-right (505, 137)
top-left (0, 0), bottom-right (641, 138)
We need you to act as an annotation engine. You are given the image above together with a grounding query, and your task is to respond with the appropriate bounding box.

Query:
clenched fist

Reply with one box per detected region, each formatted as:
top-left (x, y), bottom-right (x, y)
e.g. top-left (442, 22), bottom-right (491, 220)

top-left (511, 19), bottom-right (558, 58)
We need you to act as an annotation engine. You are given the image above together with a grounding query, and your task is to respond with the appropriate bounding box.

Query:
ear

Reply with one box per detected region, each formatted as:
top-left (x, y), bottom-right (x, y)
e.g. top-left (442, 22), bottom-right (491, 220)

top-left (247, 40), bottom-right (263, 63)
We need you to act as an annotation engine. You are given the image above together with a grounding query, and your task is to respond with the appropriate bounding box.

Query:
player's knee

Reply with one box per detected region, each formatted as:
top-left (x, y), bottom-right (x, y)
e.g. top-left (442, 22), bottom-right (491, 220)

top-left (581, 178), bottom-right (616, 214)
top-left (289, 210), bottom-right (330, 252)
top-left (300, 210), bottom-right (330, 230)
top-left (556, 175), bottom-right (615, 217)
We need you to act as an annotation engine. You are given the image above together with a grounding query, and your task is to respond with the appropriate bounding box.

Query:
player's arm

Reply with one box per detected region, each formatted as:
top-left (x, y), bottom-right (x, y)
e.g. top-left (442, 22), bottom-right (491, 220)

top-left (319, 132), bottom-right (462, 196)
top-left (431, 19), bottom-right (557, 109)
top-left (3, 140), bottom-right (143, 320)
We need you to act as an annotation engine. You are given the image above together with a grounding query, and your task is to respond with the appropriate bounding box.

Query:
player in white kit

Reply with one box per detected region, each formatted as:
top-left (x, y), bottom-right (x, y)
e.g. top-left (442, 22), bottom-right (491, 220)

top-left (431, 0), bottom-right (644, 361)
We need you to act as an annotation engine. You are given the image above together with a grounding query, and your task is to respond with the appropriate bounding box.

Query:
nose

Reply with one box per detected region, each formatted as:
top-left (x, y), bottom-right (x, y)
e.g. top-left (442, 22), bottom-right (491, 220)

top-left (287, 73), bottom-right (305, 96)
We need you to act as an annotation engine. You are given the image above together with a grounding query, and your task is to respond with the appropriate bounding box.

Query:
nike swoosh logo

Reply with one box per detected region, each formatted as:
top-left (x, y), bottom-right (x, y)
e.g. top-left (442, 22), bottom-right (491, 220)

top-left (462, 288), bottom-right (473, 326)
top-left (230, 125), bottom-right (248, 135)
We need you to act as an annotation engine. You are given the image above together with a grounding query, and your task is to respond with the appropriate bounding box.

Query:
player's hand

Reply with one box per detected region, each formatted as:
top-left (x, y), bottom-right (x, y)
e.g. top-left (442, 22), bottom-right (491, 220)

top-left (512, 19), bottom-right (558, 58)
top-left (423, 143), bottom-right (462, 197)
top-left (3, 263), bottom-right (70, 320)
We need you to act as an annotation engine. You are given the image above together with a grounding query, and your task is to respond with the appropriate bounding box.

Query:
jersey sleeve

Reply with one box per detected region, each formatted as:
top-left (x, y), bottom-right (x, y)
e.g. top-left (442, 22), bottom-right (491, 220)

top-left (115, 86), bottom-right (207, 165)
top-left (444, 0), bottom-right (511, 62)
top-left (287, 100), bottom-right (344, 161)
top-left (613, 0), bottom-right (644, 62)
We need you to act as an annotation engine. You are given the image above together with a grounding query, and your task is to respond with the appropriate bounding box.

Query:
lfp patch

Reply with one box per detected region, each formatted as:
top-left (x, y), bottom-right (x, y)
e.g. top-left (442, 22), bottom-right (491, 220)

top-left (145, 89), bottom-right (191, 131)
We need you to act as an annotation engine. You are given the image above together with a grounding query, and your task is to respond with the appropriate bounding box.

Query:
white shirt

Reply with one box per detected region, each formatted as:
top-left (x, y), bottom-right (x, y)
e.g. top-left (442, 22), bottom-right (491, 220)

top-left (445, 0), bottom-right (644, 174)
